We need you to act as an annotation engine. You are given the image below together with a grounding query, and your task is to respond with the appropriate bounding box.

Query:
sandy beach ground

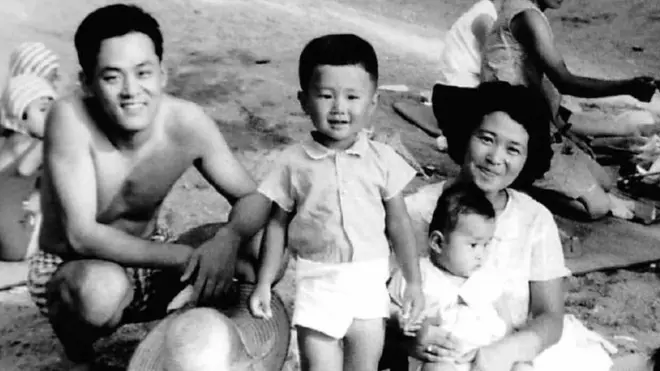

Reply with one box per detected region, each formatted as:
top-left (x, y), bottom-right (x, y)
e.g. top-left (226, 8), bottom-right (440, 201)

top-left (1, 0), bottom-right (660, 369)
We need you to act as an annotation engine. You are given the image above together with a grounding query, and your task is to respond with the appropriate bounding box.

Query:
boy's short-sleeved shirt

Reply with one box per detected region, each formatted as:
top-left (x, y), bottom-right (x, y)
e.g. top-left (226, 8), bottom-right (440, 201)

top-left (258, 132), bottom-right (417, 263)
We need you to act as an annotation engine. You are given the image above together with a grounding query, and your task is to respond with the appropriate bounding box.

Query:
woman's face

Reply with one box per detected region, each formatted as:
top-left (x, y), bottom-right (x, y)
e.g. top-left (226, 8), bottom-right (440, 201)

top-left (462, 111), bottom-right (529, 194)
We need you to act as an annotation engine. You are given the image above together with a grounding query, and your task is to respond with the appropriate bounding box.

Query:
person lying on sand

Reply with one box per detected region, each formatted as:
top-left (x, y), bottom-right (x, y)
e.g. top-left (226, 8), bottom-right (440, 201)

top-left (0, 42), bottom-right (61, 261)
top-left (249, 33), bottom-right (425, 371)
top-left (480, 0), bottom-right (658, 220)
top-left (25, 4), bottom-right (289, 371)
top-left (0, 74), bottom-right (57, 261)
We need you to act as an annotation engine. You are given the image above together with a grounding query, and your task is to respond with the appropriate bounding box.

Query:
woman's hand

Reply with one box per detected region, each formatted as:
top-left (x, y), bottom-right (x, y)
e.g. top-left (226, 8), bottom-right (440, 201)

top-left (472, 341), bottom-right (517, 371)
top-left (408, 317), bottom-right (465, 363)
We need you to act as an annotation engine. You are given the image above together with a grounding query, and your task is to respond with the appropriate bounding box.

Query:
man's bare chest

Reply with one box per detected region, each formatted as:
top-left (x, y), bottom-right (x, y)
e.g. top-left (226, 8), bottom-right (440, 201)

top-left (92, 143), bottom-right (195, 222)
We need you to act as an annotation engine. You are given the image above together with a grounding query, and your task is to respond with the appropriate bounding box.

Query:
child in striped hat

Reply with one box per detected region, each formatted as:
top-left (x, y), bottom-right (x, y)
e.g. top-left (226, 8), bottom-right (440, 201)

top-left (0, 74), bottom-right (57, 261)
top-left (8, 41), bottom-right (61, 91)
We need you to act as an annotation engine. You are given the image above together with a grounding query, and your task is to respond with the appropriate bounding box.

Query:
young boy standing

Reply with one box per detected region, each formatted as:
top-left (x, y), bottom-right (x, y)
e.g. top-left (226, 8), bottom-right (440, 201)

top-left (249, 34), bottom-right (425, 371)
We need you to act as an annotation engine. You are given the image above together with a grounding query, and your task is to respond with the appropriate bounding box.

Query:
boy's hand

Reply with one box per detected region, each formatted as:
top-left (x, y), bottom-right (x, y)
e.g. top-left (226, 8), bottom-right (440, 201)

top-left (400, 284), bottom-right (425, 335)
top-left (249, 284), bottom-right (273, 319)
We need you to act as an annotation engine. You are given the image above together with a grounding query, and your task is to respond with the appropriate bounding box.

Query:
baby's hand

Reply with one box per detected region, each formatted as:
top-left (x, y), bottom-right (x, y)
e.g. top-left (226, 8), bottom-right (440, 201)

top-left (249, 284), bottom-right (272, 319)
top-left (400, 284), bottom-right (425, 335)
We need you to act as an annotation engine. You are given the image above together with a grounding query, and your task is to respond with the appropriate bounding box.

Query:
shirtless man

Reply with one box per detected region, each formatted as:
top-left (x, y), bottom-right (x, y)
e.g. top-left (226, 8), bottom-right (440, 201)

top-left (26, 4), bottom-right (278, 370)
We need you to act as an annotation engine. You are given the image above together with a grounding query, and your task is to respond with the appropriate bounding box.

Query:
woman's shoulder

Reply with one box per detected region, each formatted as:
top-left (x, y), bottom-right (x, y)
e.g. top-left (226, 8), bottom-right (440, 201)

top-left (506, 188), bottom-right (554, 220)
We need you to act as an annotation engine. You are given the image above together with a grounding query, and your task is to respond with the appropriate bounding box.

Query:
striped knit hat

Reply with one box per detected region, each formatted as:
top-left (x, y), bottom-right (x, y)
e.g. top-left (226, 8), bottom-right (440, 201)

top-left (1, 74), bottom-right (57, 134)
top-left (8, 42), bottom-right (60, 78)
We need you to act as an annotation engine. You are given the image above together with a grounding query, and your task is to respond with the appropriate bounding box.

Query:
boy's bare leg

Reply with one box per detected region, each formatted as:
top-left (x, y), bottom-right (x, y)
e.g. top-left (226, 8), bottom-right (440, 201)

top-left (297, 326), bottom-right (343, 371)
top-left (343, 318), bottom-right (386, 371)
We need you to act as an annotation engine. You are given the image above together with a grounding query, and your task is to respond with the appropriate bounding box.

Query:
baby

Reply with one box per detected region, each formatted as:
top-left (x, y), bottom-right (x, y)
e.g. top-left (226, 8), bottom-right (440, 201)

top-left (391, 181), bottom-right (616, 371)
top-left (390, 181), bottom-right (508, 371)
top-left (0, 74), bottom-right (57, 260)
top-left (249, 33), bottom-right (424, 371)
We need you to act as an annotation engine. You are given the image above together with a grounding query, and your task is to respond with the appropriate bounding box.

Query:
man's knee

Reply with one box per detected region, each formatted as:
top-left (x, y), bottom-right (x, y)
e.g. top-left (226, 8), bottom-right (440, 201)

top-left (163, 308), bottom-right (235, 371)
top-left (48, 260), bottom-right (132, 327)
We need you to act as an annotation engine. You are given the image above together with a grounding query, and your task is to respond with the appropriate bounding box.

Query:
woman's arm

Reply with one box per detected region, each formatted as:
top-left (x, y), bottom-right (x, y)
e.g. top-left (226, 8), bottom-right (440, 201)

top-left (473, 278), bottom-right (564, 371)
top-left (512, 10), bottom-right (655, 101)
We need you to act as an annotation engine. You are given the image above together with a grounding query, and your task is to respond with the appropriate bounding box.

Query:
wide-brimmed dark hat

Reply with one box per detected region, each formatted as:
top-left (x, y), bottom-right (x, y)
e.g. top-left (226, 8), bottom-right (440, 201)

top-left (127, 283), bottom-right (291, 371)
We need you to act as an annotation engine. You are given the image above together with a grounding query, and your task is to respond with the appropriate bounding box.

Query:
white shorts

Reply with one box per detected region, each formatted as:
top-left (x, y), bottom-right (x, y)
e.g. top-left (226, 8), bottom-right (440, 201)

top-left (293, 257), bottom-right (390, 339)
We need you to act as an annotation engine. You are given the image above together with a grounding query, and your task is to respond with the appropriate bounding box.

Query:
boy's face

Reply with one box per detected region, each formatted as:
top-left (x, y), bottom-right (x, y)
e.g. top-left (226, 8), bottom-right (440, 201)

top-left (22, 96), bottom-right (54, 138)
top-left (87, 31), bottom-right (167, 133)
top-left (430, 213), bottom-right (495, 278)
top-left (299, 64), bottom-right (377, 149)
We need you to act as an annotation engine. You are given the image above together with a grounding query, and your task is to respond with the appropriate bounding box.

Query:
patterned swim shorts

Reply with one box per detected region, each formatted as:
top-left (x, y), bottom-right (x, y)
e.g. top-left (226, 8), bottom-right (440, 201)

top-left (27, 249), bottom-right (187, 324)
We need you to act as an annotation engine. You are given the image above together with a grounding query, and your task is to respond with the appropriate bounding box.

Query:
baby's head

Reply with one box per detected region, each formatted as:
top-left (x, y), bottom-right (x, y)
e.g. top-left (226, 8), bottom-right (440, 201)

top-left (9, 42), bottom-right (62, 92)
top-left (297, 33), bottom-right (379, 148)
top-left (1, 74), bottom-right (57, 138)
top-left (427, 182), bottom-right (496, 278)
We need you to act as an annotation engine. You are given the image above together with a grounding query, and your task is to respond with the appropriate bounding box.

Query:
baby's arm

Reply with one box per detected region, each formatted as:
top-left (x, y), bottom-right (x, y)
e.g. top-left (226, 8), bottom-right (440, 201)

top-left (385, 193), bottom-right (424, 326)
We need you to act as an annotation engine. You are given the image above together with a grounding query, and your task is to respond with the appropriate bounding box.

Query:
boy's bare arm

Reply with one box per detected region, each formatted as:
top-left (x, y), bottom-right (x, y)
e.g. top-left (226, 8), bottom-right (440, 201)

top-left (512, 10), bottom-right (651, 100)
top-left (44, 100), bottom-right (192, 268)
top-left (256, 204), bottom-right (292, 287)
top-left (385, 194), bottom-right (422, 286)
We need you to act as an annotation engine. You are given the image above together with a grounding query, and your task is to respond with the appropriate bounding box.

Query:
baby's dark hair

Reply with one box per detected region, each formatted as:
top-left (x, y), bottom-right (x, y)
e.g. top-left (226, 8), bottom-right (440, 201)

top-left (446, 81), bottom-right (553, 189)
top-left (74, 4), bottom-right (163, 78)
top-left (428, 182), bottom-right (496, 236)
top-left (298, 33), bottom-right (378, 92)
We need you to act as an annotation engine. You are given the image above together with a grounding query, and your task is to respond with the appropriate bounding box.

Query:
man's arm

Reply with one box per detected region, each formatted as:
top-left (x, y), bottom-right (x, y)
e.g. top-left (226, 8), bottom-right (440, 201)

top-left (44, 100), bottom-right (191, 268)
top-left (512, 10), bottom-right (652, 100)
top-left (182, 103), bottom-right (272, 302)
top-left (192, 104), bottom-right (271, 240)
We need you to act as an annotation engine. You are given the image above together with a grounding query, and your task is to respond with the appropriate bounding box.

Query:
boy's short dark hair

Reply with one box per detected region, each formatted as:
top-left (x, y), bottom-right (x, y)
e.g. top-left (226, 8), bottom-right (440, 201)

top-left (298, 33), bottom-right (378, 91)
top-left (74, 4), bottom-right (164, 78)
top-left (428, 182), bottom-right (496, 236)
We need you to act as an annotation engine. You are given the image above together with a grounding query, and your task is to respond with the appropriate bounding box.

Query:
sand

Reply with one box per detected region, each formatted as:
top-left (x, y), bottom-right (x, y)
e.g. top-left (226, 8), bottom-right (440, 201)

top-left (1, 0), bottom-right (660, 369)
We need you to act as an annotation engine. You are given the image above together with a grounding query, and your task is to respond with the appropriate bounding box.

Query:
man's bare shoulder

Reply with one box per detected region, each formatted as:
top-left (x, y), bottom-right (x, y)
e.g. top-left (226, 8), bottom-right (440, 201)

top-left (46, 94), bottom-right (94, 145)
top-left (161, 95), bottom-right (223, 145)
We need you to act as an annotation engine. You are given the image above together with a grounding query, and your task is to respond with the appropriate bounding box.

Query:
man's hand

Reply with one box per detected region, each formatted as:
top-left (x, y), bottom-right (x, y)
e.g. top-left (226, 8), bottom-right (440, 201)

top-left (249, 283), bottom-right (273, 318)
top-left (400, 283), bottom-right (425, 335)
top-left (627, 76), bottom-right (657, 103)
top-left (181, 225), bottom-right (242, 304)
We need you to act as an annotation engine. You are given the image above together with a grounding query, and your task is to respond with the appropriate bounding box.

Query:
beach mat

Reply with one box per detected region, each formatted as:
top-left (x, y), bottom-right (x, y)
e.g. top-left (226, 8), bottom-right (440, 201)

top-left (392, 101), bottom-right (443, 137)
top-left (560, 215), bottom-right (660, 274)
top-left (0, 261), bottom-right (28, 290)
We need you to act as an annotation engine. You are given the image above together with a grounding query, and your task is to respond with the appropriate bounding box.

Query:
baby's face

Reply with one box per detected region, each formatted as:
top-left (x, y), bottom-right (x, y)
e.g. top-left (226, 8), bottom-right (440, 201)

top-left (22, 96), bottom-right (54, 138)
top-left (435, 213), bottom-right (495, 278)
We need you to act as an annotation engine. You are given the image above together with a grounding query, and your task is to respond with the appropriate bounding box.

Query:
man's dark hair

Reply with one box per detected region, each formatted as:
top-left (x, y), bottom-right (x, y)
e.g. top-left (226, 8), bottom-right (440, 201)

top-left (74, 3), bottom-right (164, 78)
top-left (298, 33), bottom-right (378, 91)
top-left (428, 182), bottom-right (496, 236)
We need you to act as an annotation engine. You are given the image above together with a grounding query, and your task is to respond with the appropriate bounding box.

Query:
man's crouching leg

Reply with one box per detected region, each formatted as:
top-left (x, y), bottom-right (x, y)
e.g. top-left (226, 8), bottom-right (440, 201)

top-left (46, 260), bottom-right (134, 368)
